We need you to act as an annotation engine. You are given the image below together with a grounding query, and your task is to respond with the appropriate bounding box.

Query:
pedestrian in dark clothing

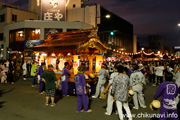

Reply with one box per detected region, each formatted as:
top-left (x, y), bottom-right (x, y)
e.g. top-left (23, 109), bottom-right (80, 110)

top-left (9, 60), bottom-right (15, 84)
top-left (41, 64), bottom-right (58, 107)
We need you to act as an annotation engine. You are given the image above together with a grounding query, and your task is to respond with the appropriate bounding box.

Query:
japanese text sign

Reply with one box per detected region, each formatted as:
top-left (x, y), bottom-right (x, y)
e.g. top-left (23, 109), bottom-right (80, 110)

top-left (42, 0), bottom-right (66, 21)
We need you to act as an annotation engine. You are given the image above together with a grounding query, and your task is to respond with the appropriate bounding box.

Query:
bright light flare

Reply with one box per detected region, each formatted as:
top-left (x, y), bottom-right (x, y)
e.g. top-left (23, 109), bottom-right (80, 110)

top-left (105, 14), bottom-right (111, 18)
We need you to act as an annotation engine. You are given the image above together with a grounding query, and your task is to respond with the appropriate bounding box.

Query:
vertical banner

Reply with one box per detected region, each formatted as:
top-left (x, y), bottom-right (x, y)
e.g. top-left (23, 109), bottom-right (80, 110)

top-left (95, 55), bottom-right (103, 73)
top-left (41, 0), bottom-right (66, 21)
top-left (73, 55), bottom-right (80, 75)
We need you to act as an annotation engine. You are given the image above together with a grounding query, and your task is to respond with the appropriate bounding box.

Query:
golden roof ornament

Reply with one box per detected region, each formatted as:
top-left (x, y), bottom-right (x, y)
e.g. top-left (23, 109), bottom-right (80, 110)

top-left (88, 28), bottom-right (99, 39)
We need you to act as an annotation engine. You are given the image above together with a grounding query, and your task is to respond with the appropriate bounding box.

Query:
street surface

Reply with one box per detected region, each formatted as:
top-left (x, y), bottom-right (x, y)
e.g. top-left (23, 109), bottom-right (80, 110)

top-left (0, 77), bottom-right (170, 120)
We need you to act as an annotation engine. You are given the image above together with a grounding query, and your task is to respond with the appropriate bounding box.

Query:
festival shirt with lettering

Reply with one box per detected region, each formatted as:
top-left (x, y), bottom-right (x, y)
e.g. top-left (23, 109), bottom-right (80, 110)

top-left (74, 73), bottom-right (86, 95)
top-left (153, 82), bottom-right (179, 109)
top-left (62, 67), bottom-right (71, 82)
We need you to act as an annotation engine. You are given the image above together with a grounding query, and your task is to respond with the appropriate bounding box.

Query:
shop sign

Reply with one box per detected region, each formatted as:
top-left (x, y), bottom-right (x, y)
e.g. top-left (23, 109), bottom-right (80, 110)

top-left (42, 0), bottom-right (66, 21)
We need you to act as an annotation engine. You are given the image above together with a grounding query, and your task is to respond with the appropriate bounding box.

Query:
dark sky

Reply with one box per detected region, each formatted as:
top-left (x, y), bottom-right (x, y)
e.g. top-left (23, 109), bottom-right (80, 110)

top-left (2, 0), bottom-right (180, 47)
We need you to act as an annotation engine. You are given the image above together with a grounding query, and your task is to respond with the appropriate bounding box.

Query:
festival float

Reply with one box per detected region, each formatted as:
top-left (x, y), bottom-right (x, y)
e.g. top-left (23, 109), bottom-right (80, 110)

top-left (30, 28), bottom-right (110, 94)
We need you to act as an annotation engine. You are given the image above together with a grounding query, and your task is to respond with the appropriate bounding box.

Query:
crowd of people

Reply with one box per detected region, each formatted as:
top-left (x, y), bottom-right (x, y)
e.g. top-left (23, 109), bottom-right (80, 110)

top-left (0, 59), bottom-right (22, 84)
top-left (1, 59), bottom-right (180, 119)
top-left (93, 60), bottom-right (180, 120)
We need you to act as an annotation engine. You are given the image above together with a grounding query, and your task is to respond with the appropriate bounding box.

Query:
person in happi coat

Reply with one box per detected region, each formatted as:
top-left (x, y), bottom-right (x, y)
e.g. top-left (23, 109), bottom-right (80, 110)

top-left (38, 63), bottom-right (45, 94)
top-left (61, 62), bottom-right (71, 96)
top-left (74, 66), bottom-right (92, 113)
top-left (92, 64), bottom-right (108, 98)
top-left (139, 63), bottom-right (146, 95)
top-left (104, 65), bottom-right (119, 115)
top-left (130, 64), bottom-right (146, 110)
top-left (153, 72), bottom-right (179, 120)
top-left (112, 65), bottom-right (132, 120)
top-left (174, 67), bottom-right (180, 104)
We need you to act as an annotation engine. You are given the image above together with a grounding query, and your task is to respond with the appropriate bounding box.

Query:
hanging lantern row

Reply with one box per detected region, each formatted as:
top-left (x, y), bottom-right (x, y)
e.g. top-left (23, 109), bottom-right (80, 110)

top-left (112, 49), bottom-right (176, 57)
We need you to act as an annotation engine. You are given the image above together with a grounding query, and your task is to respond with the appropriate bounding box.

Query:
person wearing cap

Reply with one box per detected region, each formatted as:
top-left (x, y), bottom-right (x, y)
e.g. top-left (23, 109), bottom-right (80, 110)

top-left (153, 72), bottom-right (179, 120)
top-left (104, 65), bottom-right (119, 115)
top-left (41, 64), bottom-right (58, 107)
top-left (74, 66), bottom-right (92, 113)
top-left (111, 65), bottom-right (132, 120)
top-left (130, 64), bottom-right (146, 110)
top-left (92, 64), bottom-right (108, 98)
top-left (139, 63), bottom-right (147, 75)
top-left (61, 62), bottom-right (71, 96)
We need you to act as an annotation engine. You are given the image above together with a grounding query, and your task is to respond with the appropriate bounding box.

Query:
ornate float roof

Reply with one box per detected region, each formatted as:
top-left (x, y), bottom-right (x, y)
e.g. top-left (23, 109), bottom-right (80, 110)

top-left (32, 28), bottom-right (111, 54)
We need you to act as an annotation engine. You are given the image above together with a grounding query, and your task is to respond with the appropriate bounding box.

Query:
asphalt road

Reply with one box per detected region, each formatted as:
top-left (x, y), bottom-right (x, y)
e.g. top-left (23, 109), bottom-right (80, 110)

top-left (0, 77), bottom-right (172, 120)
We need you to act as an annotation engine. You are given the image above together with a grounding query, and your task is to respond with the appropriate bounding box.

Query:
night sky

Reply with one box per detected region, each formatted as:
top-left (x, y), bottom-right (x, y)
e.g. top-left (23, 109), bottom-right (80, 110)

top-left (1, 0), bottom-right (180, 47)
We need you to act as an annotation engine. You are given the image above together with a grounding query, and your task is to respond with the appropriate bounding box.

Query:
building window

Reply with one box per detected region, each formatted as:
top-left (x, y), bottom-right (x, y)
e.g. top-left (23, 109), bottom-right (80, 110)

top-left (73, 4), bottom-right (76, 8)
top-left (16, 30), bottom-right (24, 41)
top-left (25, 28), bottom-right (40, 40)
top-left (12, 14), bottom-right (17, 22)
top-left (0, 33), bottom-right (3, 41)
top-left (0, 14), bottom-right (5, 22)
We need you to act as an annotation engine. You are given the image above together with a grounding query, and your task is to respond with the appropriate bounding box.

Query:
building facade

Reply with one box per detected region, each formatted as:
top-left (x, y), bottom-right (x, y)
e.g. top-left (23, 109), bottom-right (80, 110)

top-left (148, 35), bottom-right (164, 54)
top-left (1, 0), bottom-right (134, 59)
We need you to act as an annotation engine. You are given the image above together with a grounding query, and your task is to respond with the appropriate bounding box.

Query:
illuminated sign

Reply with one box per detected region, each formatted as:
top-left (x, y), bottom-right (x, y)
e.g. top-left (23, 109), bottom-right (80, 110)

top-left (174, 46), bottom-right (180, 49)
top-left (24, 40), bottom-right (44, 49)
top-left (42, 0), bottom-right (66, 21)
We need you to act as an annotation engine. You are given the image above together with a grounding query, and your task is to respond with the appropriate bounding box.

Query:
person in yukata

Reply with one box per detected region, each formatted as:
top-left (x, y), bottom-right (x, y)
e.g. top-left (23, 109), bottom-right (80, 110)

top-left (130, 64), bottom-right (146, 110)
top-left (61, 62), bottom-right (71, 96)
top-left (111, 65), bottom-right (132, 120)
top-left (74, 66), bottom-right (92, 113)
top-left (38, 63), bottom-right (45, 94)
top-left (92, 64), bottom-right (108, 98)
top-left (153, 72), bottom-right (179, 120)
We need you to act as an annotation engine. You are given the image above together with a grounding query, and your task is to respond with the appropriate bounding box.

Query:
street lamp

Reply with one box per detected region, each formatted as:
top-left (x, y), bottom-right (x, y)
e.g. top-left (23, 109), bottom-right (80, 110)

top-left (141, 47), bottom-right (144, 51)
top-left (105, 14), bottom-right (111, 19)
top-left (178, 23), bottom-right (180, 27)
